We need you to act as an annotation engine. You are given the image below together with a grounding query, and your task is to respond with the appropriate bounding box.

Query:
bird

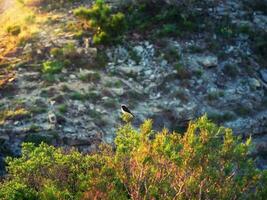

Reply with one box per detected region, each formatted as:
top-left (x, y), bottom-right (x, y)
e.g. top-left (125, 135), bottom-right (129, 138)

top-left (121, 104), bottom-right (135, 117)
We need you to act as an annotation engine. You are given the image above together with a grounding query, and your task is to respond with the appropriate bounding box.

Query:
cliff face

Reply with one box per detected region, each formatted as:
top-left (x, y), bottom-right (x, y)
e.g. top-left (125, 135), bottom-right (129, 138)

top-left (0, 0), bottom-right (266, 173)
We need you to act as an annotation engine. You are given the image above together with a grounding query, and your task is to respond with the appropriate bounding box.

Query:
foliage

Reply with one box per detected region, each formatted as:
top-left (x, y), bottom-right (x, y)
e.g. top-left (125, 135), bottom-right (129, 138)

top-left (50, 43), bottom-right (78, 60)
top-left (74, 0), bottom-right (126, 44)
top-left (42, 60), bottom-right (65, 74)
top-left (124, 0), bottom-right (204, 37)
top-left (0, 108), bottom-right (29, 125)
top-left (6, 25), bottom-right (21, 36)
top-left (1, 116), bottom-right (267, 199)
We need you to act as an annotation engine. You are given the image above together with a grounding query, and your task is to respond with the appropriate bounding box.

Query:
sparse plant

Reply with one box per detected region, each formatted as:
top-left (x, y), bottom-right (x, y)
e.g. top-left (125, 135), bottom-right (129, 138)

top-left (74, 0), bottom-right (126, 44)
top-left (42, 60), bottom-right (64, 74)
top-left (222, 63), bottom-right (239, 78)
top-left (6, 25), bottom-right (21, 36)
top-left (175, 63), bottom-right (191, 79)
top-left (0, 108), bottom-right (29, 125)
top-left (79, 72), bottom-right (101, 82)
top-left (58, 104), bottom-right (68, 114)
top-left (50, 47), bottom-right (63, 59)
top-left (69, 91), bottom-right (87, 101)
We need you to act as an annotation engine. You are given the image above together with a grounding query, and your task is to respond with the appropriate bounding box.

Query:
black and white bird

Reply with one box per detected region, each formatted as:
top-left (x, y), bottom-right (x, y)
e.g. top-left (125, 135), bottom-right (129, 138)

top-left (121, 104), bottom-right (135, 117)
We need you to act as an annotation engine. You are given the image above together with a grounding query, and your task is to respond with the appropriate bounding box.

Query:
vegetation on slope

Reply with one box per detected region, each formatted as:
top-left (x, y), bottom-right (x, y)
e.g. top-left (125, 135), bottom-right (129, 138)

top-left (0, 116), bottom-right (267, 199)
top-left (74, 0), bottom-right (126, 44)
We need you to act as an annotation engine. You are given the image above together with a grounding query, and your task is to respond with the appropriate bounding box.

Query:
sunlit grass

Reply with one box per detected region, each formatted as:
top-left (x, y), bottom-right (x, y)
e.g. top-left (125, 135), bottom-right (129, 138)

top-left (0, 108), bottom-right (29, 125)
top-left (0, 0), bottom-right (47, 63)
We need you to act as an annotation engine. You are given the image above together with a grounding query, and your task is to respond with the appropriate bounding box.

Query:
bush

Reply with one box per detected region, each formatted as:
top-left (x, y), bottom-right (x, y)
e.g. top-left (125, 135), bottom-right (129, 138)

top-left (0, 116), bottom-right (267, 199)
top-left (42, 60), bottom-right (64, 74)
top-left (6, 25), bottom-right (21, 36)
top-left (74, 0), bottom-right (126, 44)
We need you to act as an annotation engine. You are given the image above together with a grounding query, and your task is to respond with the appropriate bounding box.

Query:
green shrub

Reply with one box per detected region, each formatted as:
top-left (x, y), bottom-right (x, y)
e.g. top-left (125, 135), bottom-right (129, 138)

top-left (125, 1), bottom-right (200, 36)
top-left (0, 116), bottom-right (267, 199)
top-left (69, 91), bottom-right (88, 101)
top-left (24, 133), bottom-right (52, 145)
top-left (42, 60), bottom-right (64, 74)
top-left (79, 72), bottom-right (101, 82)
top-left (62, 42), bottom-right (77, 58)
top-left (58, 104), bottom-right (68, 113)
top-left (157, 23), bottom-right (180, 36)
top-left (50, 47), bottom-right (63, 59)
top-left (0, 181), bottom-right (38, 200)
top-left (74, 0), bottom-right (126, 44)
top-left (24, 14), bottom-right (36, 24)
top-left (7, 25), bottom-right (21, 36)
top-left (50, 43), bottom-right (78, 60)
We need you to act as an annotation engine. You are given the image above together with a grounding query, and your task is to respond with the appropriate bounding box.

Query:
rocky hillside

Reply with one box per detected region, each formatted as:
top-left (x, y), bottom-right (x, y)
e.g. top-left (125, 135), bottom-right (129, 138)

top-left (0, 0), bottom-right (266, 174)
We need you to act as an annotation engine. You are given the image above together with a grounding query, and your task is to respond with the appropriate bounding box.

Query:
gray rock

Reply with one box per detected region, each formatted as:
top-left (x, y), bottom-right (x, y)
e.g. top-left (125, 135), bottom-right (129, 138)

top-left (116, 65), bottom-right (142, 76)
top-left (253, 14), bottom-right (267, 30)
top-left (249, 78), bottom-right (261, 89)
top-left (111, 88), bottom-right (124, 96)
top-left (69, 74), bottom-right (76, 79)
top-left (260, 69), bottom-right (267, 83)
top-left (198, 55), bottom-right (218, 68)
top-left (134, 45), bottom-right (144, 55)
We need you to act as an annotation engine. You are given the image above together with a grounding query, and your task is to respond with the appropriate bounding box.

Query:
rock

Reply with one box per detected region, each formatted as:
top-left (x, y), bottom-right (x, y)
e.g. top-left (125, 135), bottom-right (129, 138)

top-left (111, 46), bottom-right (129, 63)
top-left (225, 111), bottom-right (267, 137)
top-left (79, 69), bottom-right (100, 82)
top-left (198, 55), bottom-right (218, 68)
top-left (260, 69), bottom-right (267, 83)
top-left (116, 65), bottom-right (142, 76)
top-left (23, 43), bottom-right (32, 53)
top-left (111, 88), bottom-right (124, 96)
top-left (249, 78), bottom-right (261, 89)
top-left (74, 101), bottom-right (87, 112)
top-left (48, 112), bottom-right (57, 124)
top-left (69, 74), bottom-right (76, 79)
top-left (134, 45), bottom-right (144, 55)
top-left (86, 47), bottom-right (98, 59)
top-left (63, 127), bottom-right (76, 133)
top-left (253, 14), bottom-right (267, 30)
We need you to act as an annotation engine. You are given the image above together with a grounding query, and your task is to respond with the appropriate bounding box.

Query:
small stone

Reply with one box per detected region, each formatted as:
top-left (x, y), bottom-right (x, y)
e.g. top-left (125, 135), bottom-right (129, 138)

top-left (14, 121), bottom-right (20, 126)
top-left (111, 88), bottom-right (124, 96)
top-left (70, 74), bottom-right (76, 79)
top-left (144, 70), bottom-right (153, 76)
top-left (134, 46), bottom-right (144, 55)
top-left (63, 127), bottom-right (76, 133)
top-left (37, 49), bottom-right (42, 54)
top-left (249, 78), bottom-right (261, 89)
top-left (199, 56), bottom-right (218, 68)
top-left (161, 60), bottom-right (168, 66)
top-left (260, 69), bottom-right (267, 83)
top-left (48, 112), bottom-right (57, 124)
top-left (102, 96), bottom-right (109, 100)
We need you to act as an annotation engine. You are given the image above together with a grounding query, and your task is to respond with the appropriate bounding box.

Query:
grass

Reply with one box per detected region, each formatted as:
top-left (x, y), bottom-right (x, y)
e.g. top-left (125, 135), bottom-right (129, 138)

top-left (206, 90), bottom-right (225, 101)
top-left (0, 0), bottom-right (47, 62)
top-left (42, 60), bottom-right (65, 74)
top-left (222, 63), bottom-right (239, 78)
top-left (0, 108), bottom-right (30, 125)
top-left (69, 91), bottom-right (87, 101)
top-left (58, 104), bottom-right (68, 113)
top-left (79, 72), bottom-right (101, 82)
top-left (207, 111), bottom-right (236, 124)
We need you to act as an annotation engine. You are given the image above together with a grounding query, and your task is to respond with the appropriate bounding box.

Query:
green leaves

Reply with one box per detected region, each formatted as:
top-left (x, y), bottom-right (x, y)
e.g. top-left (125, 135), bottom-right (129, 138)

top-left (1, 116), bottom-right (267, 199)
top-left (74, 1), bottom-right (126, 45)
top-left (42, 60), bottom-right (64, 74)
